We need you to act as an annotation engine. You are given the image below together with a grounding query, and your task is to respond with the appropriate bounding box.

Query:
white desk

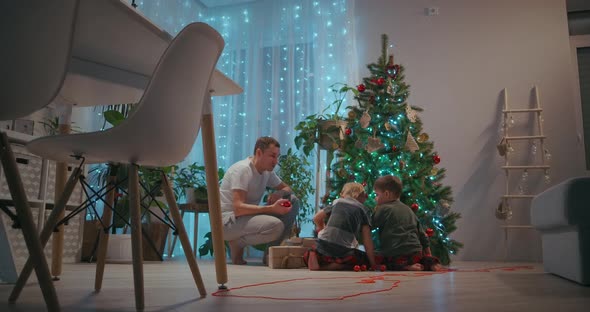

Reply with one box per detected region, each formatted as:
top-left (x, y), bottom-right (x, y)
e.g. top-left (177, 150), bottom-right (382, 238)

top-left (54, 0), bottom-right (239, 286)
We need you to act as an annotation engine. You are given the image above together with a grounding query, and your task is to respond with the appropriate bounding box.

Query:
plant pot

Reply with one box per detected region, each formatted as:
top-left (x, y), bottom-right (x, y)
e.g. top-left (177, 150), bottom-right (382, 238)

top-left (318, 120), bottom-right (347, 150)
top-left (184, 187), bottom-right (195, 204)
top-left (106, 234), bottom-right (132, 263)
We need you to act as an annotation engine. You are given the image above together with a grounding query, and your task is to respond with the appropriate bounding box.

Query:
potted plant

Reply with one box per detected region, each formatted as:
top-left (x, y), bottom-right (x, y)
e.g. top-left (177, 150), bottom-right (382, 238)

top-left (172, 162), bottom-right (225, 205)
top-left (294, 82), bottom-right (357, 155)
top-left (276, 148), bottom-right (314, 236)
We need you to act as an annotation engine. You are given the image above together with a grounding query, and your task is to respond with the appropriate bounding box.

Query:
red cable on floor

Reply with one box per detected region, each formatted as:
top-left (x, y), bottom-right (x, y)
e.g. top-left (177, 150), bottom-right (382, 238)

top-left (212, 265), bottom-right (533, 301)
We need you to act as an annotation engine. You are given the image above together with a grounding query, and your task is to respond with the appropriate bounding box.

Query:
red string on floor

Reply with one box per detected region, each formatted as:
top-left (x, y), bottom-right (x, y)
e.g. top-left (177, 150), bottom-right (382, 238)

top-left (211, 265), bottom-right (534, 301)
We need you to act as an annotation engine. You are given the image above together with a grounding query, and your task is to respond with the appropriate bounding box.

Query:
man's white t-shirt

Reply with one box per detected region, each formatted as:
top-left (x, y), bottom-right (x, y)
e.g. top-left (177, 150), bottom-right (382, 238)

top-left (220, 157), bottom-right (282, 224)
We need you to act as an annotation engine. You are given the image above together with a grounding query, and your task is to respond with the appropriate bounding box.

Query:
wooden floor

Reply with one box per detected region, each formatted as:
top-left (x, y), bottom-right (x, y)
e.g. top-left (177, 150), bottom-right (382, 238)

top-left (1, 258), bottom-right (588, 312)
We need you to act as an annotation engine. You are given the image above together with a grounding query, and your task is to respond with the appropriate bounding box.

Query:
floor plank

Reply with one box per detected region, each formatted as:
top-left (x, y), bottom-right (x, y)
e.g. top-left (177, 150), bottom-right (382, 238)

top-left (1, 258), bottom-right (588, 311)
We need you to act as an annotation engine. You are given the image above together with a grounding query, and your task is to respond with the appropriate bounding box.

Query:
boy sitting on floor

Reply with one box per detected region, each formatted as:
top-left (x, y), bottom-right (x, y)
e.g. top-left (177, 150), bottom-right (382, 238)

top-left (372, 175), bottom-right (442, 271)
top-left (306, 182), bottom-right (376, 271)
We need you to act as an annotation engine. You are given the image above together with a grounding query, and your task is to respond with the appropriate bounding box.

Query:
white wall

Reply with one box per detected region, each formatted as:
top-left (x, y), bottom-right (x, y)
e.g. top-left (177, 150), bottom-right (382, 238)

top-left (354, 0), bottom-right (586, 261)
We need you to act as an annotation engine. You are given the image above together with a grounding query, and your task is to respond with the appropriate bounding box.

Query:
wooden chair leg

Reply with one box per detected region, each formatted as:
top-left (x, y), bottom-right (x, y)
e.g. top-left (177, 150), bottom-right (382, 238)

top-left (9, 164), bottom-right (81, 305)
top-left (202, 111), bottom-right (228, 287)
top-left (128, 165), bottom-right (144, 311)
top-left (168, 209), bottom-right (185, 258)
top-left (94, 173), bottom-right (116, 291)
top-left (161, 172), bottom-right (206, 296)
top-left (1, 133), bottom-right (60, 312)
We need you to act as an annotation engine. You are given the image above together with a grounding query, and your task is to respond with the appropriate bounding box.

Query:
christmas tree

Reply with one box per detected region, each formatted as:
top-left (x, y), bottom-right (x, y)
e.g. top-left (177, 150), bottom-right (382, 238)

top-left (327, 34), bottom-right (462, 264)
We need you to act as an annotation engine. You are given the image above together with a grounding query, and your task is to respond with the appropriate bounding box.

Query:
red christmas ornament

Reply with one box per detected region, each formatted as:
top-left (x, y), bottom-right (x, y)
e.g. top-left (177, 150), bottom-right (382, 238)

top-left (353, 265), bottom-right (361, 272)
top-left (399, 161), bottom-right (405, 170)
top-left (433, 155), bottom-right (441, 164)
top-left (425, 228), bottom-right (434, 237)
top-left (360, 265), bottom-right (367, 271)
top-left (280, 201), bottom-right (292, 207)
top-left (357, 84), bottom-right (366, 92)
top-left (380, 265), bottom-right (387, 272)
top-left (362, 181), bottom-right (367, 187)
top-left (377, 77), bottom-right (385, 86)
top-left (411, 203), bottom-right (419, 211)
top-left (370, 78), bottom-right (378, 84)
top-left (345, 128), bottom-right (352, 136)
top-left (392, 145), bottom-right (398, 152)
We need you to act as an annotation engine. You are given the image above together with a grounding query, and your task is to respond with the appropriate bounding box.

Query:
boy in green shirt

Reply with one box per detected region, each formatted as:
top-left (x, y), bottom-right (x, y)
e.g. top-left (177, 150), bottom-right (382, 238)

top-left (372, 175), bottom-right (442, 271)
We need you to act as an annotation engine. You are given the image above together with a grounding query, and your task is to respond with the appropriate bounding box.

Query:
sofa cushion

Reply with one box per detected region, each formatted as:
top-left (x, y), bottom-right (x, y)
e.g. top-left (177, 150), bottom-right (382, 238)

top-left (531, 177), bottom-right (590, 229)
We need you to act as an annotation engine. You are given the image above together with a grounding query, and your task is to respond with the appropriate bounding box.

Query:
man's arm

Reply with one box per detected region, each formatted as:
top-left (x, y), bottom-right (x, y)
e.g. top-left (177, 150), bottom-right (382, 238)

top-left (274, 182), bottom-right (292, 193)
top-left (232, 189), bottom-right (291, 217)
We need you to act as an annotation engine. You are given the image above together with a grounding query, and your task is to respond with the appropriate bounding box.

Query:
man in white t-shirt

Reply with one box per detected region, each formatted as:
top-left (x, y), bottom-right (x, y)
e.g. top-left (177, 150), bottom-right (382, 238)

top-left (220, 136), bottom-right (299, 265)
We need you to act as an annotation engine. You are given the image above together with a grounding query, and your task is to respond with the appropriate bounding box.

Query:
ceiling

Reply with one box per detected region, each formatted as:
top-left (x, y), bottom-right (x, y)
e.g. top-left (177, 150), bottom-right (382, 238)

top-left (197, 0), bottom-right (590, 12)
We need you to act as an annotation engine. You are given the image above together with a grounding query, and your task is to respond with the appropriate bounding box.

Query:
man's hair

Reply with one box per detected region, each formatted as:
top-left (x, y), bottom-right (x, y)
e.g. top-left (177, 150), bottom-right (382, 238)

top-left (373, 175), bottom-right (403, 197)
top-left (253, 136), bottom-right (280, 155)
top-left (340, 182), bottom-right (366, 199)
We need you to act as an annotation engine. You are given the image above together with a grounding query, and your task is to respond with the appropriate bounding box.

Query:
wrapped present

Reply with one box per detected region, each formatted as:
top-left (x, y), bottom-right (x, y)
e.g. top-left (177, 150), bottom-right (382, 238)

top-left (268, 246), bottom-right (306, 269)
top-left (302, 238), bottom-right (317, 248)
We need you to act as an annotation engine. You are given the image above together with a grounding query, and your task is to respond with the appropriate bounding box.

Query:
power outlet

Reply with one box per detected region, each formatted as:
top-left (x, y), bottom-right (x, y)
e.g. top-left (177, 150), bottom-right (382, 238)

top-left (425, 7), bottom-right (439, 16)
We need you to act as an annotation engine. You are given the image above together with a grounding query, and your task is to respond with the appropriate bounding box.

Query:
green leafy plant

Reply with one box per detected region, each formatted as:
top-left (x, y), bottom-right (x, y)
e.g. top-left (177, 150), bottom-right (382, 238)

top-left (294, 82), bottom-right (357, 156)
top-left (276, 148), bottom-right (314, 226)
top-left (172, 162), bottom-right (225, 202)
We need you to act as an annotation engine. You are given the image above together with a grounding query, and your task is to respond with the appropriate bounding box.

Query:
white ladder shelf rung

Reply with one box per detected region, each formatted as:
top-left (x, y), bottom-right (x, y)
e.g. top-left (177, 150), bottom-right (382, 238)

top-left (501, 195), bottom-right (535, 198)
top-left (502, 165), bottom-right (550, 170)
top-left (504, 135), bottom-right (546, 140)
top-left (502, 108), bottom-right (543, 113)
top-left (501, 225), bottom-right (534, 229)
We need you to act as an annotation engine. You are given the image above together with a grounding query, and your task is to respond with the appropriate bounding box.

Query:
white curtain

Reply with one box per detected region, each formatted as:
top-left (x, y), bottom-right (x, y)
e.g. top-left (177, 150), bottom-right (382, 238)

top-left (129, 0), bottom-right (357, 257)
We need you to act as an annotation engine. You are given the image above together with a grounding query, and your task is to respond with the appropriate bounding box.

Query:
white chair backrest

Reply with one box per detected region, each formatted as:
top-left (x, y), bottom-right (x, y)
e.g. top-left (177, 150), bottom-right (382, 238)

top-left (0, 0), bottom-right (79, 120)
top-left (106, 22), bottom-right (224, 166)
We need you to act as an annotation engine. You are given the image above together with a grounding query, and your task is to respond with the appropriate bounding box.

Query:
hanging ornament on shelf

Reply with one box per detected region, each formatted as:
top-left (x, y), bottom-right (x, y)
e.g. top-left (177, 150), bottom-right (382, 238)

top-left (405, 132), bottom-right (419, 152)
top-left (495, 200), bottom-right (512, 220)
top-left (360, 111), bottom-right (371, 128)
top-left (544, 149), bottom-right (552, 161)
top-left (405, 105), bottom-right (417, 123)
top-left (416, 132), bottom-right (430, 143)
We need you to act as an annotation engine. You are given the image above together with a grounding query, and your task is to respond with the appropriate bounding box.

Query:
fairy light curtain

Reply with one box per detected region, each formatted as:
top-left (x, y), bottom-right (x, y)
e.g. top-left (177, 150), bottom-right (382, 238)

top-left (128, 0), bottom-right (357, 256)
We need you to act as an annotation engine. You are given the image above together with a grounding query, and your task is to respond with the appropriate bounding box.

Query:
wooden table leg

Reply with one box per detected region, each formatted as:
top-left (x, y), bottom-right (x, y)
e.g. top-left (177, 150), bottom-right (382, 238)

top-left (94, 170), bottom-right (116, 291)
top-left (198, 210), bottom-right (199, 257)
top-left (201, 95), bottom-right (228, 287)
top-left (51, 123), bottom-right (71, 280)
top-left (128, 165), bottom-right (144, 311)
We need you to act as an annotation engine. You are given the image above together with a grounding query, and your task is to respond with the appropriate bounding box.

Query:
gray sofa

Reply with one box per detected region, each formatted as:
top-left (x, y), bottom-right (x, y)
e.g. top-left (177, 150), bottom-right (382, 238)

top-left (531, 177), bottom-right (590, 285)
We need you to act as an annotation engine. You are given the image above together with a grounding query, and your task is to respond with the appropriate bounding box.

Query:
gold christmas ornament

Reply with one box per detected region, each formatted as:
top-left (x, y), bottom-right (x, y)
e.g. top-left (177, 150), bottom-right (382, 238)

top-left (384, 122), bottom-right (392, 130)
top-left (338, 168), bottom-right (347, 178)
top-left (360, 111), bottom-right (371, 128)
top-left (417, 133), bottom-right (429, 143)
top-left (405, 132), bottom-right (419, 152)
top-left (430, 167), bottom-right (439, 175)
top-left (348, 110), bottom-right (357, 119)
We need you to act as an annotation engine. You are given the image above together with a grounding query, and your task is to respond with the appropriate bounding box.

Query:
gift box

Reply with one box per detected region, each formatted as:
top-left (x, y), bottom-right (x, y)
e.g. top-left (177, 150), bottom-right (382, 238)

top-left (268, 246), bottom-right (306, 269)
top-left (302, 237), bottom-right (317, 248)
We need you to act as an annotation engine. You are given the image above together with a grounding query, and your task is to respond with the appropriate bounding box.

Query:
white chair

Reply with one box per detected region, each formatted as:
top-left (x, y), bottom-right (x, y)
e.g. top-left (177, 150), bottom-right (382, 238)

top-left (1, 1), bottom-right (79, 311)
top-left (13, 22), bottom-right (225, 311)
